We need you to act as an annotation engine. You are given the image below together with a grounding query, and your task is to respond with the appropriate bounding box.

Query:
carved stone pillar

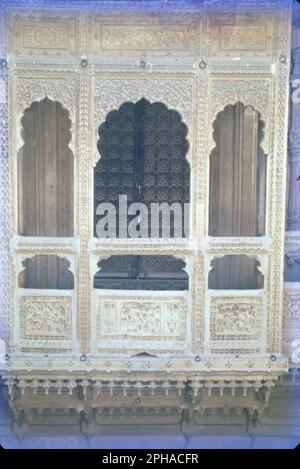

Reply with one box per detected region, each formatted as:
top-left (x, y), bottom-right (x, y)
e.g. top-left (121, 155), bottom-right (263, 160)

top-left (0, 6), bottom-right (10, 349)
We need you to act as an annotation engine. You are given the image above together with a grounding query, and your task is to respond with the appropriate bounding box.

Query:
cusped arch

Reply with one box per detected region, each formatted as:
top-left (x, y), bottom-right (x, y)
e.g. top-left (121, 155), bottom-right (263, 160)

top-left (209, 102), bottom-right (267, 237)
top-left (18, 97), bottom-right (74, 237)
top-left (94, 98), bottom-right (190, 239)
top-left (18, 95), bottom-right (74, 154)
top-left (93, 80), bottom-right (193, 166)
top-left (210, 100), bottom-right (268, 155)
top-left (16, 77), bottom-right (75, 156)
top-left (18, 255), bottom-right (74, 290)
top-left (95, 97), bottom-right (190, 164)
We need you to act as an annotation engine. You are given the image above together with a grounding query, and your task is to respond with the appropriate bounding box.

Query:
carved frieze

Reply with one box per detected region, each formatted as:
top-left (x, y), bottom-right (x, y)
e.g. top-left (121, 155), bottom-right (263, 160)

top-left (93, 292), bottom-right (187, 353)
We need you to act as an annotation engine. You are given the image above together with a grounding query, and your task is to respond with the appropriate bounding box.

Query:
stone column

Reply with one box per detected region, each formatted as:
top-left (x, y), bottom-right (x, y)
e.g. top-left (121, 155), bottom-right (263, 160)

top-left (0, 7), bottom-right (10, 351)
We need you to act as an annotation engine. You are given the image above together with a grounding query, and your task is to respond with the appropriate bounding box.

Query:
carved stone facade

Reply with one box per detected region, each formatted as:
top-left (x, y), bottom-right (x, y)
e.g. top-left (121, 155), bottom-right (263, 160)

top-left (0, 0), bottom-right (296, 435)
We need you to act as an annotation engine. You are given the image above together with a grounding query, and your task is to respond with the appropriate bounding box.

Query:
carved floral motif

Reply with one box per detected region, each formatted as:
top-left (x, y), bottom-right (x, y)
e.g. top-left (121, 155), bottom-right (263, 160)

top-left (210, 296), bottom-right (263, 344)
top-left (21, 23), bottom-right (70, 50)
top-left (101, 25), bottom-right (189, 51)
top-left (220, 26), bottom-right (267, 51)
top-left (211, 79), bottom-right (270, 122)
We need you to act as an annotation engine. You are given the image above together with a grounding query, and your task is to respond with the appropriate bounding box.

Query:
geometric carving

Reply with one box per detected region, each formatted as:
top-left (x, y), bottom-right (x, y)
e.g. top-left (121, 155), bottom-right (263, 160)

top-left (22, 24), bottom-right (69, 49)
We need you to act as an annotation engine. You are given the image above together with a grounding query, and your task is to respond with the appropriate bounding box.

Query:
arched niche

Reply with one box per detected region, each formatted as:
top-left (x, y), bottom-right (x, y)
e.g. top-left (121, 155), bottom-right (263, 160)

top-left (208, 255), bottom-right (264, 290)
top-left (19, 255), bottom-right (74, 290)
top-left (209, 102), bottom-right (266, 237)
top-left (94, 98), bottom-right (190, 239)
top-left (18, 97), bottom-right (74, 237)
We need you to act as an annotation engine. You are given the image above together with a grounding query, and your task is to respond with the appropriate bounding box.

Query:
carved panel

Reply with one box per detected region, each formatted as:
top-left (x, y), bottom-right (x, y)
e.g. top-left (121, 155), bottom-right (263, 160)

top-left (208, 294), bottom-right (265, 352)
top-left (88, 19), bottom-right (196, 55)
top-left (207, 13), bottom-right (276, 58)
top-left (94, 291), bottom-right (187, 353)
top-left (283, 283), bottom-right (300, 331)
top-left (101, 25), bottom-right (189, 51)
top-left (220, 26), bottom-right (267, 51)
top-left (18, 293), bottom-right (74, 352)
top-left (11, 16), bottom-right (77, 55)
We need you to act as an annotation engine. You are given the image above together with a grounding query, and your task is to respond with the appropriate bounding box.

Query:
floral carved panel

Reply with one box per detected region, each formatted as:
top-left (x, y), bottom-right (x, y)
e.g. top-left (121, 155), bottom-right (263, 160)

top-left (18, 294), bottom-right (73, 352)
top-left (206, 12), bottom-right (276, 58)
top-left (101, 25), bottom-right (189, 51)
top-left (88, 15), bottom-right (198, 56)
top-left (11, 16), bottom-right (77, 56)
top-left (208, 295), bottom-right (265, 353)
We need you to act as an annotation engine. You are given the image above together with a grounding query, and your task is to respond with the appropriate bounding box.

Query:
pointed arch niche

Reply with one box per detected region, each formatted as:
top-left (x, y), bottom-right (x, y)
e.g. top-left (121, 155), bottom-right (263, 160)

top-left (209, 102), bottom-right (267, 237)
